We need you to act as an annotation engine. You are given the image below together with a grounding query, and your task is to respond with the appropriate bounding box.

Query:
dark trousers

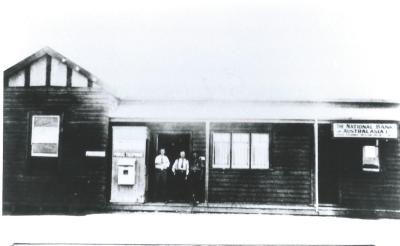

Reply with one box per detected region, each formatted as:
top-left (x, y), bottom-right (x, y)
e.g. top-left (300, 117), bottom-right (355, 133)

top-left (189, 171), bottom-right (203, 202)
top-left (154, 169), bottom-right (167, 201)
top-left (173, 170), bottom-right (188, 201)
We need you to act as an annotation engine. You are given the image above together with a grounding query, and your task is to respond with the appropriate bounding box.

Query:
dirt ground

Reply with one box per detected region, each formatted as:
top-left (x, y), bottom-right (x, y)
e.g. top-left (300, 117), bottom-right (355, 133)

top-left (1, 212), bottom-right (399, 246)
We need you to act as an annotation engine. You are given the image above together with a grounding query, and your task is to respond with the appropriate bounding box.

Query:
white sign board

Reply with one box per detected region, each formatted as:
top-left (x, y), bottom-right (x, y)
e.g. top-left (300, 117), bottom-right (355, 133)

top-left (85, 151), bottom-right (106, 157)
top-left (333, 123), bottom-right (398, 139)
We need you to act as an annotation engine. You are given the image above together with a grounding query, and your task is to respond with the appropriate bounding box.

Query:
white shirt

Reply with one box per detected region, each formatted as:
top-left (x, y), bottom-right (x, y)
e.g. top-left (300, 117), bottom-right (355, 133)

top-left (172, 158), bottom-right (189, 175)
top-left (154, 154), bottom-right (170, 170)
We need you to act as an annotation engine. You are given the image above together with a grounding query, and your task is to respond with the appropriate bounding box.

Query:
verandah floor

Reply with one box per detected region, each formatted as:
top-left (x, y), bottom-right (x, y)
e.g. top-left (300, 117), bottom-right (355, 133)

top-left (107, 202), bottom-right (400, 219)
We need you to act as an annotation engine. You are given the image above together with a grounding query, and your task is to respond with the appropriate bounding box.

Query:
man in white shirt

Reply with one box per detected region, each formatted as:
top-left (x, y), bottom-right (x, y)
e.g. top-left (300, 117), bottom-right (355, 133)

top-left (154, 148), bottom-right (170, 201)
top-left (172, 150), bottom-right (189, 201)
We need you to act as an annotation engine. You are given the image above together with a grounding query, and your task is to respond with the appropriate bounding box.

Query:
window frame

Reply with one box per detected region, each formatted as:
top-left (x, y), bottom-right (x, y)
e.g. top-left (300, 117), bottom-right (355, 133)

top-left (250, 133), bottom-right (270, 170)
top-left (212, 130), bottom-right (271, 170)
top-left (27, 112), bottom-right (63, 159)
top-left (30, 114), bottom-right (61, 157)
top-left (212, 132), bottom-right (231, 169)
top-left (231, 133), bottom-right (250, 169)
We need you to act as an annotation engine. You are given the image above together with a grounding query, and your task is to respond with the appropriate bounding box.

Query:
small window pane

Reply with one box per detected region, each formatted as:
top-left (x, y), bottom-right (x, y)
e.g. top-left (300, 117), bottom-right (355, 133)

top-left (31, 115), bottom-right (60, 157)
top-left (72, 70), bottom-right (88, 87)
top-left (213, 133), bottom-right (230, 168)
top-left (30, 57), bottom-right (47, 86)
top-left (251, 133), bottom-right (269, 169)
top-left (8, 70), bottom-right (25, 87)
top-left (232, 133), bottom-right (249, 168)
top-left (51, 58), bottom-right (67, 86)
top-left (32, 143), bottom-right (58, 156)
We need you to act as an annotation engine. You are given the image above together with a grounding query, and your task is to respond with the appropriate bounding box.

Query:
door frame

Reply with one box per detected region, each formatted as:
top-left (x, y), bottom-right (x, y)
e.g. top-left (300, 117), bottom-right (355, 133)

top-left (148, 130), bottom-right (193, 202)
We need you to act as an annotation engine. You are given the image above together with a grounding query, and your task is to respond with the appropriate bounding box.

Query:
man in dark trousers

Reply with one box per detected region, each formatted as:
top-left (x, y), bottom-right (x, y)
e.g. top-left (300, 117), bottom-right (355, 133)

top-left (171, 150), bottom-right (189, 202)
top-left (189, 152), bottom-right (205, 205)
top-left (154, 148), bottom-right (170, 202)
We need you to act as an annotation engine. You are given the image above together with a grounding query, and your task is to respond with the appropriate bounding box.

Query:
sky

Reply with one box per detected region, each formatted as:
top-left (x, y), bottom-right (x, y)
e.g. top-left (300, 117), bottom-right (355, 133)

top-left (1, 0), bottom-right (400, 101)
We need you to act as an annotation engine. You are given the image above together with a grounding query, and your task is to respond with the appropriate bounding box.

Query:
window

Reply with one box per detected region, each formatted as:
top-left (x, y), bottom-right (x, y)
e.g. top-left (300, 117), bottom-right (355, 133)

top-left (251, 133), bottom-right (270, 169)
top-left (212, 132), bottom-right (270, 169)
top-left (232, 133), bottom-right (249, 168)
top-left (31, 115), bottom-right (60, 157)
top-left (362, 145), bottom-right (380, 172)
top-left (213, 133), bottom-right (230, 168)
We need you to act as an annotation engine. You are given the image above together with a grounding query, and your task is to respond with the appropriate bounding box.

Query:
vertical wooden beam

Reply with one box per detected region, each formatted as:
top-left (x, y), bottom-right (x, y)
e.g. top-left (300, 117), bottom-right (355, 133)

top-left (66, 67), bottom-right (72, 87)
top-left (314, 119), bottom-right (319, 213)
top-left (229, 132), bottom-right (232, 168)
top-left (45, 55), bottom-right (52, 86)
top-left (88, 78), bottom-right (93, 88)
top-left (205, 121), bottom-right (210, 205)
top-left (248, 133), bottom-right (251, 169)
top-left (24, 66), bottom-right (30, 87)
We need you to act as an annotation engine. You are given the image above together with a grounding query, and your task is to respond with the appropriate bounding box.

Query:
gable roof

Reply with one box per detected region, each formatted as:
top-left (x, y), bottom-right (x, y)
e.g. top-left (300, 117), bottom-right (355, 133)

top-left (4, 46), bottom-right (119, 98)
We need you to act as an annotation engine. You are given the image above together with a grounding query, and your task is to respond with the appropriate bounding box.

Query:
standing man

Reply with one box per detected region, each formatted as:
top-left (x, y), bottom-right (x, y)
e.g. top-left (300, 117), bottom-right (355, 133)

top-left (189, 152), bottom-right (205, 205)
top-left (172, 150), bottom-right (189, 202)
top-left (154, 148), bottom-right (170, 202)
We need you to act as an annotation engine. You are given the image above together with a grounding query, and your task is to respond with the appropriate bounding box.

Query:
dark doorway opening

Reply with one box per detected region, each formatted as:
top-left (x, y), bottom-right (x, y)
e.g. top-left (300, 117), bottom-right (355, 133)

top-left (150, 133), bottom-right (191, 202)
top-left (158, 133), bottom-right (191, 164)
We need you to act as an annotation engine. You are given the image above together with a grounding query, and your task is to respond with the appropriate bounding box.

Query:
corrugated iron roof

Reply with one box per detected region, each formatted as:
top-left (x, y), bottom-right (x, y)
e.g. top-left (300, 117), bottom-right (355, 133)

top-left (109, 100), bottom-right (400, 122)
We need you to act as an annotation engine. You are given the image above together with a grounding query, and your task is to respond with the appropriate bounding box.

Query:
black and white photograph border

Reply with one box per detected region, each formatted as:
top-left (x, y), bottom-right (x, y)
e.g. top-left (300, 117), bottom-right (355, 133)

top-left (7, 244), bottom-right (378, 246)
top-left (1, 0), bottom-right (400, 246)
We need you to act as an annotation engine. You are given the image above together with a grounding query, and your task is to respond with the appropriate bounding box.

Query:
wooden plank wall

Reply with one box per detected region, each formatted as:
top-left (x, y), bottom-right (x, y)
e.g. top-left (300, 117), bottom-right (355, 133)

top-left (209, 123), bottom-right (314, 205)
top-left (318, 123), bottom-right (400, 209)
top-left (3, 87), bottom-right (117, 214)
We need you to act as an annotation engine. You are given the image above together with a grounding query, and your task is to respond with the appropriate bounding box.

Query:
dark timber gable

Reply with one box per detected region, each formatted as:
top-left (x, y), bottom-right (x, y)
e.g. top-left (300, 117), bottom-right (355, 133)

top-left (3, 47), bottom-right (118, 214)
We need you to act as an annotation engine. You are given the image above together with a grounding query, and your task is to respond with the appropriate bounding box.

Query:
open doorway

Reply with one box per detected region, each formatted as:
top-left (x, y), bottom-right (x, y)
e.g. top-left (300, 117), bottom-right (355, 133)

top-left (150, 133), bottom-right (191, 202)
top-left (158, 133), bottom-right (191, 164)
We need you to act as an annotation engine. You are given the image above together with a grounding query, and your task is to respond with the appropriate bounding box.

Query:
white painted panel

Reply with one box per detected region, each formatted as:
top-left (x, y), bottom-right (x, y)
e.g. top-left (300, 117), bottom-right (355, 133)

top-left (213, 133), bottom-right (230, 168)
top-left (8, 70), bottom-right (25, 87)
top-left (251, 133), bottom-right (270, 169)
top-left (72, 70), bottom-right (88, 87)
top-left (30, 57), bottom-right (47, 86)
top-left (232, 133), bottom-right (249, 168)
top-left (117, 157), bottom-right (136, 166)
top-left (85, 151), bottom-right (106, 157)
top-left (111, 126), bottom-right (148, 203)
top-left (50, 58), bottom-right (67, 86)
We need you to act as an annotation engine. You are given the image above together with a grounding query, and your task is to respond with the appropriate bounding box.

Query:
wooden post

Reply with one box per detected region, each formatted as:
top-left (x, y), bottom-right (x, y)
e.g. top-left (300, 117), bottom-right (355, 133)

top-left (45, 55), bottom-right (51, 86)
top-left (314, 119), bottom-right (319, 213)
top-left (205, 121), bottom-right (210, 205)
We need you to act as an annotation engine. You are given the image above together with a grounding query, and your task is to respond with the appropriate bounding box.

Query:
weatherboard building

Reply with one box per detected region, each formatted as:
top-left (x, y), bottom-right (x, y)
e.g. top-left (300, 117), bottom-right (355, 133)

top-left (3, 47), bottom-right (400, 217)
